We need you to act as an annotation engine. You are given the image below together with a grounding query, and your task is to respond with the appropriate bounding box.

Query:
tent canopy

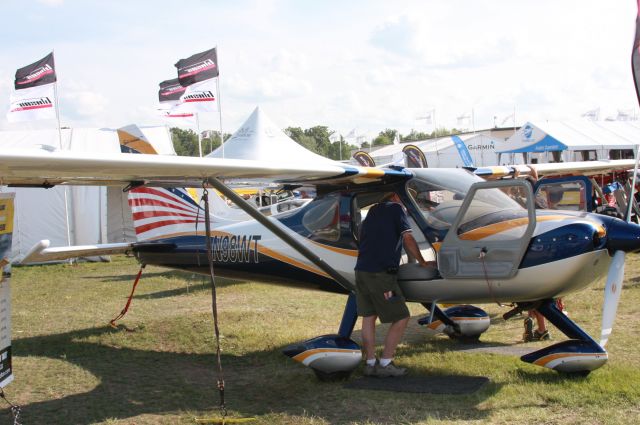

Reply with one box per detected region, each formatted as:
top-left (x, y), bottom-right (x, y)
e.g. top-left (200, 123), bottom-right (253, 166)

top-left (207, 106), bottom-right (336, 165)
top-left (495, 120), bottom-right (640, 154)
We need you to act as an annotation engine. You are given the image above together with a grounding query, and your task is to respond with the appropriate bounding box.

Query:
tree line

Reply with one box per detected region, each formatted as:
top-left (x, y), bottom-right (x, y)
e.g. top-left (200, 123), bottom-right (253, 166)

top-left (170, 126), bottom-right (462, 159)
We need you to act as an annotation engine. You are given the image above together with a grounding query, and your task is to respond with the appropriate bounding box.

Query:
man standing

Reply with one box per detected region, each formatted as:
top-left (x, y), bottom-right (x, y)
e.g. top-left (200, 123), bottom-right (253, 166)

top-left (355, 192), bottom-right (434, 377)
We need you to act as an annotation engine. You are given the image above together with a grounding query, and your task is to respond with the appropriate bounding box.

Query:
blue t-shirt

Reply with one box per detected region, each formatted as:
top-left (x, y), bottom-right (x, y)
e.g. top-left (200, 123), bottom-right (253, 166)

top-left (354, 201), bottom-right (412, 272)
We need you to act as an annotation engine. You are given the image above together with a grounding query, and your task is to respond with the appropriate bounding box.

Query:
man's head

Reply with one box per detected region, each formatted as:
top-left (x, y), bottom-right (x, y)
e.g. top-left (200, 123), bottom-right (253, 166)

top-left (547, 188), bottom-right (564, 208)
top-left (385, 193), bottom-right (401, 204)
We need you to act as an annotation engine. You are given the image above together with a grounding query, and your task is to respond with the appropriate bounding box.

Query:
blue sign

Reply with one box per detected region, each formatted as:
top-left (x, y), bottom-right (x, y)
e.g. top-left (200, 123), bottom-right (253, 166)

top-left (451, 135), bottom-right (474, 167)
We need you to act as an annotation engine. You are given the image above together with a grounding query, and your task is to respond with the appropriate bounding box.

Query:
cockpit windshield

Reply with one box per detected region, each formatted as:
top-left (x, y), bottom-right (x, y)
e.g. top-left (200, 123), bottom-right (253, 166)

top-left (406, 168), bottom-right (526, 231)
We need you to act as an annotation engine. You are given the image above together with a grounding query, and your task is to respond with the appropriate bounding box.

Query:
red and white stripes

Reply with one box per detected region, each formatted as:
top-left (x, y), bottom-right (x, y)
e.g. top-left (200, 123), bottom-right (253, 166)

top-left (128, 187), bottom-right (205, 240)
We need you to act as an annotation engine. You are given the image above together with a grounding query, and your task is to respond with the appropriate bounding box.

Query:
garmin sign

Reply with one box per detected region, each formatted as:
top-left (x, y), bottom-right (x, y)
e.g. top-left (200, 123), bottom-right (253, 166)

top-left (467, 140), bottom-right (495, 151)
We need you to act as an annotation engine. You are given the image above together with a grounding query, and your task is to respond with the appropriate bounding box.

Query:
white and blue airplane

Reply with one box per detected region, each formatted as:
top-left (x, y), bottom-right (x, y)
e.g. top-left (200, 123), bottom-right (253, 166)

top-left (1, 143), bottom-right (639, 380)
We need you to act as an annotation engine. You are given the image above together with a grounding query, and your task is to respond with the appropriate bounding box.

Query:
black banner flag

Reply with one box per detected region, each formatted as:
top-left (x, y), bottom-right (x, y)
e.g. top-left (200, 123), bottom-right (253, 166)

top-left (158, 78), bottom-right (186, 103)
top-left (175, 47), bottom-right (219, 87)
top-left (14, 52), bottom-right (56, 90)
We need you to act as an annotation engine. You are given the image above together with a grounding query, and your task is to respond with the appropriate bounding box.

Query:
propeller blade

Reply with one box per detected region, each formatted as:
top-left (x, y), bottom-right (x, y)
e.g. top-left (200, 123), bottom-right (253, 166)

top-left (600, 250), bottom-right (626, 347)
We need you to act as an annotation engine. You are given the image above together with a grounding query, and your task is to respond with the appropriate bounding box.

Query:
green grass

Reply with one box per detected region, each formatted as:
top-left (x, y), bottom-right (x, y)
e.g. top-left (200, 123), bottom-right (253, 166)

top-left (2, 255), bottom-right (640, 424)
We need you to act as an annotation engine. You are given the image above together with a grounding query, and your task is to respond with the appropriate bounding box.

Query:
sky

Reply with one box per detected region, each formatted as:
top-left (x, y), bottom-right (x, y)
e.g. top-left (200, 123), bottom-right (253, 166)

top-left (0, 0), bottom-right (638, 143)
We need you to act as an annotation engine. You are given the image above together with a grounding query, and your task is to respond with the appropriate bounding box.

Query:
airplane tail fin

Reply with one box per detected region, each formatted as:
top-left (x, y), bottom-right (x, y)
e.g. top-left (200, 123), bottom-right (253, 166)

top-left (118, 125), bottom-right (208, 241)
top-left (117, 124), bottom-right (159, 154)
top-left (128, 187), bottom-right (206, 241)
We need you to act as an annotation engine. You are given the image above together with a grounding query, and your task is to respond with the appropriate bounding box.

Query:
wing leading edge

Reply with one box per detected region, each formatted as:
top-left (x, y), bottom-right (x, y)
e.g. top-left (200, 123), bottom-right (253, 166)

top-left (0, 150), bottom-right (410, 188)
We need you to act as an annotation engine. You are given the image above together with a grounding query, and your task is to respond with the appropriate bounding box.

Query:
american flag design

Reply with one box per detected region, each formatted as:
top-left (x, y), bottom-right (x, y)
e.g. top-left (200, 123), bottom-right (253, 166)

top-left (128, 187), bottom-right (206, 241)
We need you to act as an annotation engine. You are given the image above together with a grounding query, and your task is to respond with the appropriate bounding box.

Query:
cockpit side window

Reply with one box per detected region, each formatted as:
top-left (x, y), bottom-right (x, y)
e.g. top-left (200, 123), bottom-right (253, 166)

top-left (302, 195), bottom-right (340, 242)
top-left (406, 179), bottom-right (462, 230)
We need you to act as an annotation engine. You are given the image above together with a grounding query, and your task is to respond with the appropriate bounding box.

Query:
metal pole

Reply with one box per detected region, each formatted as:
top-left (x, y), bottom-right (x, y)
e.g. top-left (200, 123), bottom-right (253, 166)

top-left (433, 109), bottom-right (436, 135)
top-left (215, 46), bottom-right (224, 159)
top-left (53, 82), bottom-right (63, 149)
top-left (472, 108), bottom-right (475, 134)
top-left (207, 177), bottom-right (353, 292)
top-left (53, 74), bottom-right (72, 254)
top-left (196, 113), bottom-right (202, 157)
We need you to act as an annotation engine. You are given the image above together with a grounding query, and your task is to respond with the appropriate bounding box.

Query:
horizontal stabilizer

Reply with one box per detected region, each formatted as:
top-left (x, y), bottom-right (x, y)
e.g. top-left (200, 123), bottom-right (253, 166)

top-left (21, 240), bottom-right (134, 264)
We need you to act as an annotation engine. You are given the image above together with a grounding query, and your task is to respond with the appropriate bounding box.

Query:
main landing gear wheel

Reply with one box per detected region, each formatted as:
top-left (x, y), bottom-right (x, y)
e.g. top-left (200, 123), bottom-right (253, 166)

top-left (447, 333), bottom-right (482, 343)
top-left (312, 368), bottom-right (354, 382)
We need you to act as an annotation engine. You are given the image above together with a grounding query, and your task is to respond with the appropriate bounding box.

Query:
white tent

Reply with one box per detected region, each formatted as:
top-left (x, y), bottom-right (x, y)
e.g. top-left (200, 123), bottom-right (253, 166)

top-left (0, 126), bottom-right (175, 263)
top-left (362, 133), bottom-right (508, 168)
top-left (207, 106), bottom-right (336, 165)
top-left (495, 120), bottom-right (640, 163)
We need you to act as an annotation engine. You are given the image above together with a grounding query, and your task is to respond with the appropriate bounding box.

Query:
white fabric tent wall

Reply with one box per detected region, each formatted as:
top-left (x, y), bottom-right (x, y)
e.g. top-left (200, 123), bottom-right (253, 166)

top-left (363, 134), bottom-right (508, 168)
top-left (0, 126), bottom-right (175, 262)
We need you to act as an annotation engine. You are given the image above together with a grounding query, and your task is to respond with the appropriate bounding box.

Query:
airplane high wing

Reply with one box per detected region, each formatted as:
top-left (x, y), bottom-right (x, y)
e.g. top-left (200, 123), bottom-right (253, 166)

top-left (3, 147), bottom-right (640, 381)
top-left (473, 159), bottom-right (637, 178)
top-left (0, 149), bottom-right (351, 187)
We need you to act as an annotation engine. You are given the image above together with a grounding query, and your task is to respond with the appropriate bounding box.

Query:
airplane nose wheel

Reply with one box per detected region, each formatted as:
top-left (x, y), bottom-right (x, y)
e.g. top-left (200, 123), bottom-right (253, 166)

top-left (557, 370), bottom-right (591, 378)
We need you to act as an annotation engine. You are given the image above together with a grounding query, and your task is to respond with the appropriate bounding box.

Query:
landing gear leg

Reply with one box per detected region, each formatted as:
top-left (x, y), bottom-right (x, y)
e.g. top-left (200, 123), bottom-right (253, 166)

top-left (520, 299), bottom-right (607, 375)
top-left (338, 293), bottom-right (358, 338)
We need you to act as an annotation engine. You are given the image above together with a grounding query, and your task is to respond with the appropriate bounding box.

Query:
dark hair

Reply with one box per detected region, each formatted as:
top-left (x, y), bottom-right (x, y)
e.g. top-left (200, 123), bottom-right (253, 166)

top-left (549, 190), bottom-right (563, 203)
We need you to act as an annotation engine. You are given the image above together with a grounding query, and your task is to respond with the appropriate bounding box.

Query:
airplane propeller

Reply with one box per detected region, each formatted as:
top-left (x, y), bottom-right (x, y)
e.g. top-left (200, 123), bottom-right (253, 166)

top-left (600, 250), bottom-right (625, 346)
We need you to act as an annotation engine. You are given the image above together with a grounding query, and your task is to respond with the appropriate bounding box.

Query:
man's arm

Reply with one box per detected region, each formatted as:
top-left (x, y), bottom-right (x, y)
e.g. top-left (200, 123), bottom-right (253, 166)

top-left (402, 231), bottom-right (436, 268)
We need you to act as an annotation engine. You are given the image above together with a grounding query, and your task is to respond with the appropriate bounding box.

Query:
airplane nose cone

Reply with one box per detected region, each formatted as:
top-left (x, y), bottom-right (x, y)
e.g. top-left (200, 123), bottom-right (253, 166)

top-left (607, 219), bottom-right (640, 253)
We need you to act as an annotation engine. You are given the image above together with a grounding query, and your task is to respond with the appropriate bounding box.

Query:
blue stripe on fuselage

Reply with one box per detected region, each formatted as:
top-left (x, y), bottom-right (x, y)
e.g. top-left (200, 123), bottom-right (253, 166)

top-left (520, 222), bottom-right (605, 269)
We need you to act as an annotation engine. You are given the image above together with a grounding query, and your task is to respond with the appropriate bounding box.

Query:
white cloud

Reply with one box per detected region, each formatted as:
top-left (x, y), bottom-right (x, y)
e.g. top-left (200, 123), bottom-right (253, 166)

top-left (37, 0), bottom-right (64, 6)
top-left (62, 91), bottom-right (109, 121)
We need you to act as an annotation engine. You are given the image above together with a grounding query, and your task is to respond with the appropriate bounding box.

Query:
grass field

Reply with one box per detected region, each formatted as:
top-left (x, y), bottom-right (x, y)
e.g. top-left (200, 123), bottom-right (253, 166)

top-left (1, 254), bottom-right (640, 424)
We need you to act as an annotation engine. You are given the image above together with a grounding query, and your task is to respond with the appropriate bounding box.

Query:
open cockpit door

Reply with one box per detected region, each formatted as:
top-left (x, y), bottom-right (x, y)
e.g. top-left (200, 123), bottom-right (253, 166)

top-left (437, 179), bottom-right (536, 279)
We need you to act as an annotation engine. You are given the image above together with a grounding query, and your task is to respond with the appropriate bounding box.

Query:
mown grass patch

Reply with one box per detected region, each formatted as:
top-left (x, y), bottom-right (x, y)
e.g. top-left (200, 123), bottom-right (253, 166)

top-left (1, 255), bottom-right (640, 424)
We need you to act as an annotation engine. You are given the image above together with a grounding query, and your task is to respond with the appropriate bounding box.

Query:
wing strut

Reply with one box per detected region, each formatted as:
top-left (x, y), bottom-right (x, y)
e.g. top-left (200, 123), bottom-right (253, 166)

top-left (206, 177), bottom-right (354, 292)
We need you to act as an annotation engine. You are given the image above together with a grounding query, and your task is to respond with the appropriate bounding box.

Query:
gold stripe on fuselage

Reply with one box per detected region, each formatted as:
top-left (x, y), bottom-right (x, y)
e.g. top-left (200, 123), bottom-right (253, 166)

top-left (458, 215), bottom-right (602, 241)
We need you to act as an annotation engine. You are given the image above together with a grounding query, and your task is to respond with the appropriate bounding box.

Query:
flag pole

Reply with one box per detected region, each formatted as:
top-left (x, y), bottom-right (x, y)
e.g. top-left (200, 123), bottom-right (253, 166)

top-left (472, 108), bottom-right (475, 134)
top-left (53, 82), bottom-right (63, 149)
top-left (196, 112), bottom-right (202, 157)
top-left (433, 108), bottom-right (437, 135)
top-left (52, 50), bottom-right (73, 255)
top-left (215, 46), bottom-right (224, 159)
top-left (52, 50), bottom-right (63, 150)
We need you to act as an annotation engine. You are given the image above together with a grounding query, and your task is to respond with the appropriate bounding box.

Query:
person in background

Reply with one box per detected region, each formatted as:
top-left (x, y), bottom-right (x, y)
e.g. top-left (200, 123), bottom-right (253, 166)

top-left (355, 192), bottom-right (435, 377)
top-left (517, 165), bottom-right (557, 342)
